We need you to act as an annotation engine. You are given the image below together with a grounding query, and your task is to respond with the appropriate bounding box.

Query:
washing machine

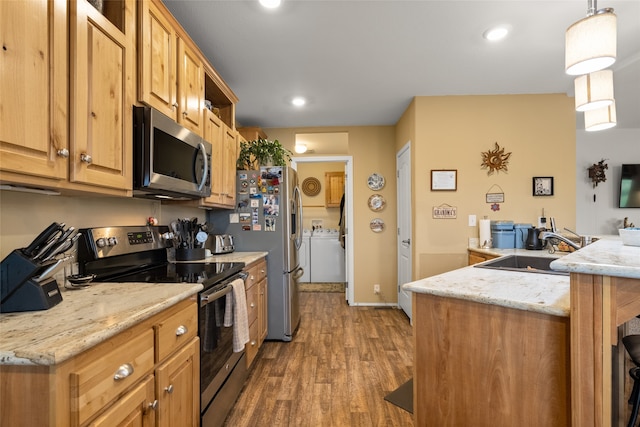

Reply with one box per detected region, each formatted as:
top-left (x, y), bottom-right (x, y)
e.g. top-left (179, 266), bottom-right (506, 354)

top-left (299, 229), bottom-right (311, 283)
top-left (310, 228), bottom-right (346, 283)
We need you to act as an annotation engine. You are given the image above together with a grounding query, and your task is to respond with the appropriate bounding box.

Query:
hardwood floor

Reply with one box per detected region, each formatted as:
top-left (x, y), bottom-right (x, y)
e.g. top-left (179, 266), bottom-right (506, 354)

top-left (224, 292), bottom-right (414, 426)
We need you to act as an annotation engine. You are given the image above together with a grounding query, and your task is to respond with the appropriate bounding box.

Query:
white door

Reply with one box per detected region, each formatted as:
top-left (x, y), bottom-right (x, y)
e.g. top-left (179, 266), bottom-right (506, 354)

top-left (397, 143), bottom-right (412, 320)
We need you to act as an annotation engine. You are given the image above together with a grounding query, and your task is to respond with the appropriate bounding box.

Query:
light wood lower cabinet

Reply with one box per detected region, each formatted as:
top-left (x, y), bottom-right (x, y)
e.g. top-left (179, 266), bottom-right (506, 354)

top-left (244, 257), bottom-right (268, 368)
top-left (0, 298), bottom-right (199, 427)
top-left (467, 249), bottom-right (500, 265)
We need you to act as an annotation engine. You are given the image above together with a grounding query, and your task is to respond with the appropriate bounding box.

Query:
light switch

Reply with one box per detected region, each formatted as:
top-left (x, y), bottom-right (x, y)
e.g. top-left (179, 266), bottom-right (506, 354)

top-left (468, 214), bottom-right (477, 227)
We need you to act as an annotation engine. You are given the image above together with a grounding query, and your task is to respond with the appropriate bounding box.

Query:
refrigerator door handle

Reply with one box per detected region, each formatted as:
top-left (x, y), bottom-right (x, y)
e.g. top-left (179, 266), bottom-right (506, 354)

top-left (293, 186), bottom-right (303, 250)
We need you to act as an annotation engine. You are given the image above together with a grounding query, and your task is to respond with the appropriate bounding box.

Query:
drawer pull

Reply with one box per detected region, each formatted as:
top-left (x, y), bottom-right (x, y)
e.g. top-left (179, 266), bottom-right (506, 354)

top-left (260, 269), bottom-right (265, 274)
top-left (113, 363), bottom-right (134, 380)
top-left (175, 325), bottom-right (188, 336)
top-left (165, 384), bottom-right (174, 394)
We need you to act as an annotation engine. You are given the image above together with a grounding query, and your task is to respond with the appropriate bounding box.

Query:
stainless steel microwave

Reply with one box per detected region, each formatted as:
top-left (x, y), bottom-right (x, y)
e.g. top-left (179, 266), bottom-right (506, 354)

top-left (133, 106), bottom-right (211, 200)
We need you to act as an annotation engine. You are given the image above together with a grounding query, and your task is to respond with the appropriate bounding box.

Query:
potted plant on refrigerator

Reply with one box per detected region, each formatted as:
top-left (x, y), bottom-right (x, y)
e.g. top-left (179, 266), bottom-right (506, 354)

top-left (236, 137), bottom-right (292, 170)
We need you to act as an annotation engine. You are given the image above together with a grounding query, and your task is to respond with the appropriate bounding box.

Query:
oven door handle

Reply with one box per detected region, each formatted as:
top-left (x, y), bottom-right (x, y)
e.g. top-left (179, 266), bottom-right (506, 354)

top-left (200, 284), bottom-right (232, 307)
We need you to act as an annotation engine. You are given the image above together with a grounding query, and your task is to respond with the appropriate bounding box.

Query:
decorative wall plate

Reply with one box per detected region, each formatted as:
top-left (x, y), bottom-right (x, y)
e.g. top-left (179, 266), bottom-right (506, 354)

top-left (370, 218), bottom-right (385, 233)
top-left (367, 173), bottom-right (385, 190)
top-left (368, 194), bottom-right (386, 211)
top-left (301, 177), bottom-right (321, 196)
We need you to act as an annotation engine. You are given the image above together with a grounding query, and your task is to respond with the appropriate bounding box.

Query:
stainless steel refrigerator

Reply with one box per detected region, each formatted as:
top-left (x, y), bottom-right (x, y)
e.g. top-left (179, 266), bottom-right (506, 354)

top-left (208, 166), bottom-right (303, 341)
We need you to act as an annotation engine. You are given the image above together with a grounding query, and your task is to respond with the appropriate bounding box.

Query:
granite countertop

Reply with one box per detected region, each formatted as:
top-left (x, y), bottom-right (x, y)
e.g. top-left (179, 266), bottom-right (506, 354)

top-left (403, 260), bottom-right (570, 317)
top-left (550, 239), bottom-right (640, 279)
top-left (0, 252), bottom-right (268, 366)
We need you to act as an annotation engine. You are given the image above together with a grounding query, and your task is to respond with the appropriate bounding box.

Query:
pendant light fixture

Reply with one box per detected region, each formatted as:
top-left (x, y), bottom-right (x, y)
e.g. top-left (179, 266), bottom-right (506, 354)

top-left (584, 102), bottom-right (617, 132)
top-left (565, 1), bottom-right (617, 76)
top-left (574, 69), bottom-right (614, 112)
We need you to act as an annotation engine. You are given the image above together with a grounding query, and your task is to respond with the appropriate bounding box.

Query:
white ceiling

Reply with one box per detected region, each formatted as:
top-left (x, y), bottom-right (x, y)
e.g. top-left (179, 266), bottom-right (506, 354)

top-left (163, 0), bottom-right (640, 130)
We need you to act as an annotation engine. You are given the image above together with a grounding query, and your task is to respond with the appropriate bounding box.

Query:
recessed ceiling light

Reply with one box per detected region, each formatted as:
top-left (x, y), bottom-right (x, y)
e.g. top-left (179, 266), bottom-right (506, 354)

top-left (292, 97), bottom-right (306, 107)
top-left (259, 0), bottom-right (281, 9)
top-left (483, 26), bottom-right (510, 41)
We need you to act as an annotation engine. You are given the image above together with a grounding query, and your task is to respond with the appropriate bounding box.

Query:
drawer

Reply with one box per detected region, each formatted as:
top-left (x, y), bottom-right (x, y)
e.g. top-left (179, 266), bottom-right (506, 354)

top-left (70, 329), bottom-right (154, 426)
top-left (245, 259), bottom-right (267, 290)
top-left (156, 302), bottom-right (198, 361)
top-left (245, 319), bottom-right (260, 367)
top-left (246, 281), bottom-right (259, 327)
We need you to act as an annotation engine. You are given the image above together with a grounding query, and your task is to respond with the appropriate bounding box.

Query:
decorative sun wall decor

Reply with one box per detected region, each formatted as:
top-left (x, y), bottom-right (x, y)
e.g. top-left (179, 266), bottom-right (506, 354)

top-left (480, 142), bottom-right (512, 175)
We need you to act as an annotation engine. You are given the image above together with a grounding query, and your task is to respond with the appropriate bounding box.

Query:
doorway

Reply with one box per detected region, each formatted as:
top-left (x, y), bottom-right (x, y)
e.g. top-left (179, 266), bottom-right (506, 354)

top-left (291, 155), bottom-right (354, 306)
top-left (397, 142), bottom-right (412, 320)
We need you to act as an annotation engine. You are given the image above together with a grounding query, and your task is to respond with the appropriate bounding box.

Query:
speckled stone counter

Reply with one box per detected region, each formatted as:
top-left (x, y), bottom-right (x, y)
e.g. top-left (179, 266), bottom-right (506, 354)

top-left (0, 251), bottom-right (268, 366)
top-left (0, 282), bottom-right (202, 366)
top-left (550, 238), bottom-right (640, 279)
top-left (403, 259), bottom-right (570, 317)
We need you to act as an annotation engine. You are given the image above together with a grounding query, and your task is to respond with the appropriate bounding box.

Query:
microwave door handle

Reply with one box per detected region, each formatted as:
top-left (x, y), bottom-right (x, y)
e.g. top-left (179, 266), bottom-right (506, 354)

top-left (196, 142), bottom-right (208, 191)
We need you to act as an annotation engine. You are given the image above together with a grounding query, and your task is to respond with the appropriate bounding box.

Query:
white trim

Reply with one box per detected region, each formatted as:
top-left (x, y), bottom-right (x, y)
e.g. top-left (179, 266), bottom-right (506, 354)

top-left (291, 156), bottom-right (354, 306)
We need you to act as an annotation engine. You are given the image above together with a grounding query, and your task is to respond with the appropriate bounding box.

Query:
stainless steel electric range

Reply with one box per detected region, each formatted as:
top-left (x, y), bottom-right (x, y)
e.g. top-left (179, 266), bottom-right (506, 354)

top-left (77, 225), bottom-right (247, 427)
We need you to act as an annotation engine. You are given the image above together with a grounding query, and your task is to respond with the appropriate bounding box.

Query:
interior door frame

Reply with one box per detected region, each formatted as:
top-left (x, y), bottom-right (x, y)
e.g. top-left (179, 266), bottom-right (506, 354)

top-left (290, 156), bottom-right (354, 306)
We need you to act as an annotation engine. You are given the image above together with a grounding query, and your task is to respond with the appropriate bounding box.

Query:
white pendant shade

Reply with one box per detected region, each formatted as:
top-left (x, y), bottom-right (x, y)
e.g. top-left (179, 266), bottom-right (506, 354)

top-left (584, 102), bottom-right (617, 131)
top-left (565, 12), bottom-right (617, 75)
top-left (575, 70), bottom-right (614, 112)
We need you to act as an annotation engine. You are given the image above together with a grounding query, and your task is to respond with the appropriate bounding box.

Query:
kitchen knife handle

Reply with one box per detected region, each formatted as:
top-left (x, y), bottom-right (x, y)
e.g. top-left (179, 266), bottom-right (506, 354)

top-left (23, 222), bottom-right (62, 257)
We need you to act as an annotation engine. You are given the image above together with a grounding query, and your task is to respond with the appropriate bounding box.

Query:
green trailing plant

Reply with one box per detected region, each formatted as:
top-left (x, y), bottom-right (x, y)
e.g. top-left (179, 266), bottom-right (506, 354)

top-left (236, 137), bottom-right (292, 170)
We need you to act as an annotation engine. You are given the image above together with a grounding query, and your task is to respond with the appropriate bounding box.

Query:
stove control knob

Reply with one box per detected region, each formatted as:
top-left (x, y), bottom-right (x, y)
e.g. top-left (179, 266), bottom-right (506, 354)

top-left (108, 237), bottom-right (118, 246)
top-left (96, 238), bottom-right (107, 248)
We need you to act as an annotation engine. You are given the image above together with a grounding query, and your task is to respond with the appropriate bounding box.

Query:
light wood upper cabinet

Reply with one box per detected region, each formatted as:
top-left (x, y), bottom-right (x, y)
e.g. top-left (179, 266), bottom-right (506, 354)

top-left (325, 171), bottom-right (345, 208)
top-left (222, 127), bottom-right (238, 207)
top-left (138, 0), bottom-right (178, 120)
top-left (0, 0), bottom-right (68, 181)
top-left (69, 0), bottom-right (134, 191)
top-left (177, 40), bottom-right (204, 135)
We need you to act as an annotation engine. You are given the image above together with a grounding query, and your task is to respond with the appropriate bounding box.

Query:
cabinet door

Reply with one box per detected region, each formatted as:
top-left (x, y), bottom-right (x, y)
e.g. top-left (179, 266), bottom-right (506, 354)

top-left (222, 128), bottom-right (238, 207)
top-left (0, 0), bottom-right (67, 180)
top-left (156, 338), bottom-right (199, 427)
top-left (177, 39), bottom-right (204, 136)
top-left (69, 0), bottom-right (133, 190)
top-left (139, 0), bottom-right (177, 120)
top-left (88, 376), bottom-right (155, 427)
top-left (325, 172), bottom-right (344, 207)
top-left (202, 111), bottom-right (224, 205)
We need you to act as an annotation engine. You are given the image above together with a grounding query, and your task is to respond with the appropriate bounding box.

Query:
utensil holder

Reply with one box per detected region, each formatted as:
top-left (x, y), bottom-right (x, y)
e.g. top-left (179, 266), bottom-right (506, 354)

top-left (175, 248), bottom-right (206, 261)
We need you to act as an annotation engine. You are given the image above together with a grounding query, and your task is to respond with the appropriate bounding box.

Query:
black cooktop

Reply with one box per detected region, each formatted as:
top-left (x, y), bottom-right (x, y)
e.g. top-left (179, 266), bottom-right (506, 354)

top-left (95, 262), bottom-right (245, 286)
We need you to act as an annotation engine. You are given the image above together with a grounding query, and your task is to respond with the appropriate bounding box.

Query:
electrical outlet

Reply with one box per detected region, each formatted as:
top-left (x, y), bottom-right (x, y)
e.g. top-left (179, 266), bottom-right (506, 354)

top-left (468, 214), bottom-right (477, 227)
top-left (374, 284), bottom-right (380, 294)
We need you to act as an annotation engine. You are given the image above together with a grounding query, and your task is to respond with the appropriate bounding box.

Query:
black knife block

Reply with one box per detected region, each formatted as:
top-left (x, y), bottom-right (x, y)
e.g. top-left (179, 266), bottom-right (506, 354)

top-left (0, 249), bottom-right (63, 313)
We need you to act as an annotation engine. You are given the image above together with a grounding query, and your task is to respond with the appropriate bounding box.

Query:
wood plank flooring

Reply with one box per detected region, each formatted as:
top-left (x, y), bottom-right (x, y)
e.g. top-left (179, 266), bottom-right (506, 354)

top-left (224, 292), bottom-right (414, 426)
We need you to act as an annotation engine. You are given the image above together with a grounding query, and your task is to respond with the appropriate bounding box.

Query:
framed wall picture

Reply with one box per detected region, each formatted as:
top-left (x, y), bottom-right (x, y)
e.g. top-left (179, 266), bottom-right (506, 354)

top-left (533, 176), bottom-right (554, 196)
top-left (431, 170), bottom-right (457, 191)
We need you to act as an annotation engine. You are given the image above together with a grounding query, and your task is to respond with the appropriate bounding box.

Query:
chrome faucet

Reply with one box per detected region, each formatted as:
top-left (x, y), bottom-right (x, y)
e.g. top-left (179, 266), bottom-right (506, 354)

top-left (538, 231), bottom-right (582, 251)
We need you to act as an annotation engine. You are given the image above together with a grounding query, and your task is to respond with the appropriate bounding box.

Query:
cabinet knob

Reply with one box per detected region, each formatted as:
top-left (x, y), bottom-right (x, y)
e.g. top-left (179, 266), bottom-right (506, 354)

top-left (250, 340), bottom-right (256, 347)
top-left (260, 269), bottom-right (265, 274)
top-left (164, 384), bottom-right (174, 394)
top-left (182, 111), bottom-right (188, 117)
top-left (113, 363), bottom-right (134, 380)
top-left (172, 102), bottom-right (179, 110)
top-left (250, 302), bottom-right (255, 308)
top-left (148, 399), bottom-right (158, 411)
top-left (175, 325), bottom-right (187, 336)
top-left (56, 148), bottom-right (69, 158)
top-left (80, 153), bottom-right (92, 164)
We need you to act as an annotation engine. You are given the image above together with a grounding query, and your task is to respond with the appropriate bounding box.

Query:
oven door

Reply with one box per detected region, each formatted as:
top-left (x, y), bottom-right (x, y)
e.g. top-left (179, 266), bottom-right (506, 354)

top-left (199, 283), bottom-right (244, 412)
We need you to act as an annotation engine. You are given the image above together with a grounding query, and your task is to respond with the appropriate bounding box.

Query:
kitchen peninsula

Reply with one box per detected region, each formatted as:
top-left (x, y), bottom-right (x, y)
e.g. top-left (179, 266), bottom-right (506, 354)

top-left (404, 239), bottom-right (640, 426)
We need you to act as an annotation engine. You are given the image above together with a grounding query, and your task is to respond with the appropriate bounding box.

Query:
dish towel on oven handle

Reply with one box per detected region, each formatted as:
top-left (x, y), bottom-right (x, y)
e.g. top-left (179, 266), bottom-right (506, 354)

top-left (223, 278), bottom-right (250, 352)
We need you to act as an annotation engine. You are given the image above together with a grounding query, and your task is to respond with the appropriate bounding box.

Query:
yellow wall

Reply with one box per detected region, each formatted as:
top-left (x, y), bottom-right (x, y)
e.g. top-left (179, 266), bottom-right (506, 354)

top-left (265, 126), bottom-right (398, 304)
top-left (297, 162), bottom-right (344, 231)
top-left (407, 94), bottom-right (576, 279)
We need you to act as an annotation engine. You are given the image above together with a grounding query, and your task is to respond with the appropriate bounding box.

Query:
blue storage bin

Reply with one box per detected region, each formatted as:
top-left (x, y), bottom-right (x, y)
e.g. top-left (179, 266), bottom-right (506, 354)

top-left (492, 230), bottom-right (515, 248)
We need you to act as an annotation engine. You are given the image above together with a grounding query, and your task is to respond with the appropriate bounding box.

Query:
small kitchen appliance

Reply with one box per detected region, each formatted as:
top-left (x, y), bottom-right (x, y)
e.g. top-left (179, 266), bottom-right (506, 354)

top-left (76, 225), bottom-right (247, 427)
top-left (212, 234), bottom-right (235, 254)
top-left (525, 227), bottom-right (545, 250)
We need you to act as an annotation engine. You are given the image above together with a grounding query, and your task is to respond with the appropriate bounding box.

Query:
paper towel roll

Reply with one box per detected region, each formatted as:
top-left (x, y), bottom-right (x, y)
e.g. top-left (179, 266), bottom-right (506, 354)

top-left (479, 219), bottom-right (492, 248)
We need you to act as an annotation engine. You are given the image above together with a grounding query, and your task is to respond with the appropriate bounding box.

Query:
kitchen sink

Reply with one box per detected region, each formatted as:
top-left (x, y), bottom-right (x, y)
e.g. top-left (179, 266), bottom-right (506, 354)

top-left (474, 255), bottom-right (568, 276)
